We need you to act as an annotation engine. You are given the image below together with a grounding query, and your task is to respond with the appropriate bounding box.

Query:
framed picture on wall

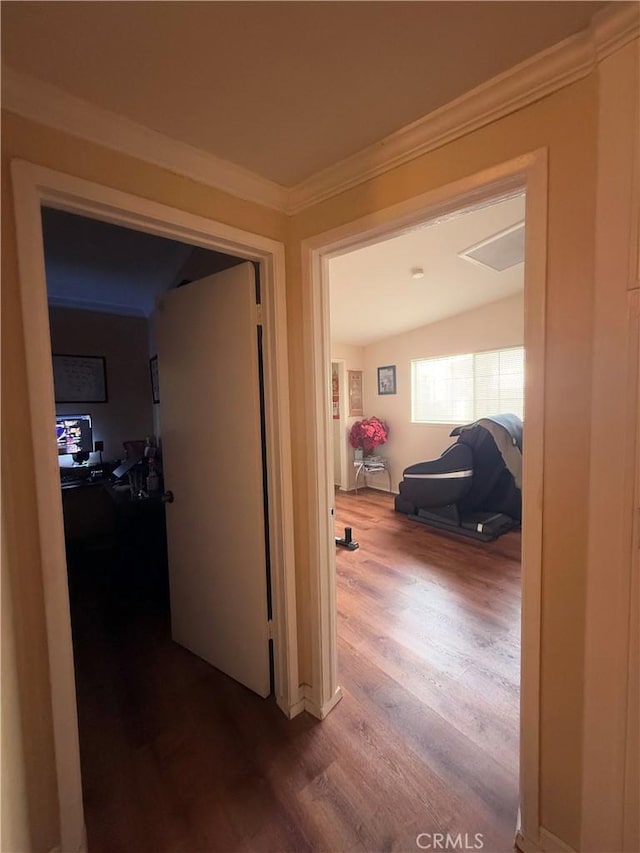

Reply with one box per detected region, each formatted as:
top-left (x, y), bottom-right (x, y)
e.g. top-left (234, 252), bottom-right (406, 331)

top-left (53, 354), bottom-right (108, 403)
top-left (348, 369), bottom-right (364, 416)
top-left (149, 355), bottom-right (160, 404)
top-left (332, 363), bottom-right (340, 420)
top-left (377, 364), bottom-right (397, 395)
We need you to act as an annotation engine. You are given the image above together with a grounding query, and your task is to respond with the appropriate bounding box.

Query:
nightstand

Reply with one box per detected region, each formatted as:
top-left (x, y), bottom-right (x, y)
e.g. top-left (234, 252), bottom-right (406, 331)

top-left (353, 457), bottom-right (392, 495)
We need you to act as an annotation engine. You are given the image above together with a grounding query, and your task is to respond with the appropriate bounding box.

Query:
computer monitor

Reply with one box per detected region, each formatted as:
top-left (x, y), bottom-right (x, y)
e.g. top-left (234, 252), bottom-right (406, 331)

top-left (56, 414), bottom-right (93, 457)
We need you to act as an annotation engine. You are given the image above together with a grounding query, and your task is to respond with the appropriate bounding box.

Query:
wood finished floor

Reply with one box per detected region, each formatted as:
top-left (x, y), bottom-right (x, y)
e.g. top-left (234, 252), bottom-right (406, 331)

top-left (71, 488), bottom-right (521, 853)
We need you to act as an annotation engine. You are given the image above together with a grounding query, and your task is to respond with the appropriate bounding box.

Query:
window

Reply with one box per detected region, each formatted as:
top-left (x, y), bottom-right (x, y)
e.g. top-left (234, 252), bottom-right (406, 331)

top-left (411, 346), bottom-right (524, 424)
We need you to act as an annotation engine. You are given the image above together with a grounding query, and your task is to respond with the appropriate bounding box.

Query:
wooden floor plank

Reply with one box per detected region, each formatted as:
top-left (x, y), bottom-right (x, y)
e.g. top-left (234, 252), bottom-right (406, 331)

top-left (70, 487), bottom-right (521, 852)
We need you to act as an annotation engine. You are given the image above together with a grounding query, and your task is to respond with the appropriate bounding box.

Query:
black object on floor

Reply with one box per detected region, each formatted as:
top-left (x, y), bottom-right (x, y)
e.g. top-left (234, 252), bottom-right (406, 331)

top-left (336, 526), bottom-right (359, 551)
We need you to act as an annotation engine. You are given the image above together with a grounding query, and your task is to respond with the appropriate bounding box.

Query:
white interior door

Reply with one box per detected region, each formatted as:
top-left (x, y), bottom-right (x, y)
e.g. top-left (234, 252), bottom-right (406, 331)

top-left (156, 262), bottom-right (270, 697)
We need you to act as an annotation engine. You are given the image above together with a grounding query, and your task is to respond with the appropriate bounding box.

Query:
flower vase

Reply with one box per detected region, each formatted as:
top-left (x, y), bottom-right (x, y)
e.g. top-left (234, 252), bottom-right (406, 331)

top-left (354, 448), bottom-right (364, 462)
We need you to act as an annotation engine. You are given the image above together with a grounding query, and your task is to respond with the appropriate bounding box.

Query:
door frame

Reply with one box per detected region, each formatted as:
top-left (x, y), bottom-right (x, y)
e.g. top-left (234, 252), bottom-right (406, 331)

top-left (301, 150), bottom-right (548, 846)
top-left (331, 358), bottom-right (348, 490)
top-left (10, 159), bottom-right (300, 853)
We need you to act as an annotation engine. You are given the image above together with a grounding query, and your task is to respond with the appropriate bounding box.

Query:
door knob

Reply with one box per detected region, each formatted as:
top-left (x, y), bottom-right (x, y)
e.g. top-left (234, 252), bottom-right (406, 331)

top-left (161, 490), bottom-right (174, 504)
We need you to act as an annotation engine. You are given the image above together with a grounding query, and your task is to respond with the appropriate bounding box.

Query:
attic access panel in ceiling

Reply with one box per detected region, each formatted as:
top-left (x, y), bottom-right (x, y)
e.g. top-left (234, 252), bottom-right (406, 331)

top-left (459, 222), bottom-right (525, 272)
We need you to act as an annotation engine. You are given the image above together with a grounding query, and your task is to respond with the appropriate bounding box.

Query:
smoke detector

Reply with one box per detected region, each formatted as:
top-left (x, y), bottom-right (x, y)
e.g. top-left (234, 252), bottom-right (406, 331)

top-left (459, 221), bottom-right (525, 272)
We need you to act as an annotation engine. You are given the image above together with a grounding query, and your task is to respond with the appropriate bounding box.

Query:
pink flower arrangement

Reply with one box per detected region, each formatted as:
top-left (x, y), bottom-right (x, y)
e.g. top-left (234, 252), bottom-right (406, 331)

top-left (349, 416), bottom-right (389, 455)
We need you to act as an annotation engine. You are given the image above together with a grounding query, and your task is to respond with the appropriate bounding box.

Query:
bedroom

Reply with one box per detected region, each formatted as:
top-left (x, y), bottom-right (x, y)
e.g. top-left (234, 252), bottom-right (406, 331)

top-left (329, 193), bottom-right (525, 849)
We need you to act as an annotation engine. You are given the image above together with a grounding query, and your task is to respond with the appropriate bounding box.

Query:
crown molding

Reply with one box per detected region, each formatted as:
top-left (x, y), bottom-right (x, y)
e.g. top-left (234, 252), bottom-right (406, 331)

top-left (2, 4), bottom-right (637, 216)
top-left (287, 29), bottom-right (592, 212)
top-left (1, 66), bottom-right (289, 212)
top-left (591, 1), bottom-right (640, 62)
top-left (287, 4), bottom-right (638, 213)
top-left (48, 295), bottom-right (149, 318)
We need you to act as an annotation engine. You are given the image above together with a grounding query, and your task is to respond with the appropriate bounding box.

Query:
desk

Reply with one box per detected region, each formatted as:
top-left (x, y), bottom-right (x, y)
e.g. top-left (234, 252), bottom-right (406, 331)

top-left (61, 479), bottom-right (165, 542)
top-left (61, 480), bottom-right (116, 541)
top-left (62, 480), bottom-right (168, 618)
top-left (353, 458), bottom-right (392, 495)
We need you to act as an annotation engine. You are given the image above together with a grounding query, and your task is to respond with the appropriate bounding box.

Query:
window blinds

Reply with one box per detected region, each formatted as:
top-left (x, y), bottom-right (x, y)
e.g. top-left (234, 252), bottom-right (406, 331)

top-left (411, 346), bottom-right (524, 424)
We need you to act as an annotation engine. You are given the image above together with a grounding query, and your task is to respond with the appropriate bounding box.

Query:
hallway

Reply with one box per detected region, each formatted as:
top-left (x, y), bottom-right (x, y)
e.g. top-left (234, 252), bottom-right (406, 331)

top-left (72, 489), bottom-right (520, 852)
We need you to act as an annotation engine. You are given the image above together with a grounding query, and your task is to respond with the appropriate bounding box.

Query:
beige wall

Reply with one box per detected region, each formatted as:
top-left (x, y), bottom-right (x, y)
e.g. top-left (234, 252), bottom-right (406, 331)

top-left (50, 308), bottom-right (154, 463)
top-left (1, 50), bottom-right (634, 853)
top-left (360, 292), bottom-right (524, 488)
top-left (1, 516), bottom-right (38, 853)
top-left (290, 75), bottom-right (597, 849)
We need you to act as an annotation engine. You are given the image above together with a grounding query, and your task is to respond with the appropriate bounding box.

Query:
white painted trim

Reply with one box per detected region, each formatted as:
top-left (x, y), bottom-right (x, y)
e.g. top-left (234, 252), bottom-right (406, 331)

top-left (581, 35), bottom-right (640, 853)
top-left (302, 149), bottom-right (548, 845)
top-left (300, 684), bottom-right (344, 721)
top-left (1, 67), bottom-right (288, 212)
top-left (519, 151), bottom-right (547, 845)
top-left (539, 828), bottom-right (578, 853)
top-left (2, 5), bottom-right (636, 215)
top-left (301, 246), bottom-right (341, 715)
top-left (516, 828), bottom-right (577, 853)
top-left (591, 2), bottom-right (640, 63)
top-left (623, 288), bottom-right (640, 853)
top-left (515, 830), bottom-right (539, 853)
top-left (284, 696), bottom-right (307, 720)
top-left (9, 160), bottom-right (300, 852)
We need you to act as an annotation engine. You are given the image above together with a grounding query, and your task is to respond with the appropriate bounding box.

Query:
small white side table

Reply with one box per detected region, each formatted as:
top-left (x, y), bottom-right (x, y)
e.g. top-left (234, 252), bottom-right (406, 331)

top-left (353, 458), bottom-right (392, 495)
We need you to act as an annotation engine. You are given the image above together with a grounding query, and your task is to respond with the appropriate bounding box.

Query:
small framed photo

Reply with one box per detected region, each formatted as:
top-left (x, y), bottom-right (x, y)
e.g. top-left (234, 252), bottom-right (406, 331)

top-left (149, 355), bottom-right (160, 404)
top-left (377, 364), bottom-right (397, 395)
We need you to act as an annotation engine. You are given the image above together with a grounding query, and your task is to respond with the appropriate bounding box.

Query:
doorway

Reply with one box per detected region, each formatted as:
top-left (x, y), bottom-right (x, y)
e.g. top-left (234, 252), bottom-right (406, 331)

top-left (10, 160), bottom-right (298, 852)
top-left (45, 205), bottom-right (283, 820)
top-left (328, 190), bottom-right (526, 846)
top-left (301, 152), bottom-right (547, 846)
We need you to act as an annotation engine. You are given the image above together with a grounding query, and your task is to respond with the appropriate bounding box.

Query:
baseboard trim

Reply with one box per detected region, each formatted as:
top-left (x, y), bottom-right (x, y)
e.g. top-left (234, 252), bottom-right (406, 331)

top-left (516, 829), bottom-right (577, 853)
top-left (301, 685), bottom-right (344, 720)
top-left (515, 831), bottom-right (538, 853)
top-left (280, 694), bottom-right (306, 719)
top-left (539, 828), bottom-right (577, 853)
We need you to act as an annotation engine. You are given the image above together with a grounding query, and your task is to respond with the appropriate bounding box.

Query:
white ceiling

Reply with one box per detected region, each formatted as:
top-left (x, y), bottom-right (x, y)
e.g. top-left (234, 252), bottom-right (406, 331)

top-left (329, 195), bottom-right (525, 346)
top-left (1, 2), bottom-right (606, 187)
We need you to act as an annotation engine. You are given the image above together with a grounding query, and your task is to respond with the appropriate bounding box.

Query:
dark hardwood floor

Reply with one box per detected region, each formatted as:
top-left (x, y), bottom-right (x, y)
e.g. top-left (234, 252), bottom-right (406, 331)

top-left (70, 488), bottom-right (521, 853)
